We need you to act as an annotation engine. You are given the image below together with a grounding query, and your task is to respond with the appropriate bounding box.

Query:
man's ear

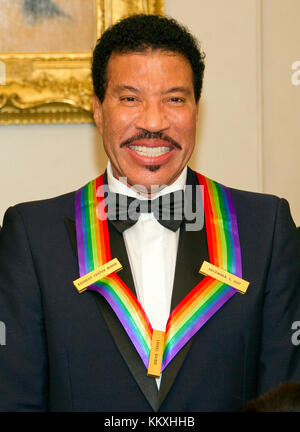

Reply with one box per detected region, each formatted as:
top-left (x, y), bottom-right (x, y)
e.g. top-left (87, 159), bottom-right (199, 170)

top-left (93, 93), bottom-right (103, 134)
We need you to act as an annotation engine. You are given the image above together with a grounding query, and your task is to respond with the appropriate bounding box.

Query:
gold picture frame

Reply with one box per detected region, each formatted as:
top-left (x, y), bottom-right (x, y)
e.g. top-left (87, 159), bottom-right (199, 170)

top-left (0, 0), bottom-right (164, 125)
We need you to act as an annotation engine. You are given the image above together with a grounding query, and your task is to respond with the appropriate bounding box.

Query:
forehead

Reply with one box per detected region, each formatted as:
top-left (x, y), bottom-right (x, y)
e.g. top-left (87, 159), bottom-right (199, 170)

top-left (105, 49), bottom-right (194, 88)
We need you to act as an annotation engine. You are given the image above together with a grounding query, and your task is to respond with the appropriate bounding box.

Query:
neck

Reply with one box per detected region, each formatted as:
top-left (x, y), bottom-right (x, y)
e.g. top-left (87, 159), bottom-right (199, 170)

top-left (117, 176), bottom-right (167, 198)
top-left (107, 161), bottom-right (188, 199)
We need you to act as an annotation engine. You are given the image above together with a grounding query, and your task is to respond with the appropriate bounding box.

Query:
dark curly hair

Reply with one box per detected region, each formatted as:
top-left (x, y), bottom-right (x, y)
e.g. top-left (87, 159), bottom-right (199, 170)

top-left (242, 382), bottom-right (300, 412)
top-left (92, 14), bottom-right (205, 103)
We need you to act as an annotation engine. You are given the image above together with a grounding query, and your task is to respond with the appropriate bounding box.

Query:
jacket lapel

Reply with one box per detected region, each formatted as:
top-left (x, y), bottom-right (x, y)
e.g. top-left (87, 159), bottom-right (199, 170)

top-left (157, 169), bottom-right (209, 409)
top-left (64, 217), bottom-right (158, 410)
top-left (64, 167), bottom-right (209, 411)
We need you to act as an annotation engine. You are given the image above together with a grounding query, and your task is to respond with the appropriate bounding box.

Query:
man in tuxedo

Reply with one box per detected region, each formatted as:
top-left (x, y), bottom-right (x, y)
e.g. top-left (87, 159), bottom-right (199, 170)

top-left (0, 14), bottom-right (300, 412)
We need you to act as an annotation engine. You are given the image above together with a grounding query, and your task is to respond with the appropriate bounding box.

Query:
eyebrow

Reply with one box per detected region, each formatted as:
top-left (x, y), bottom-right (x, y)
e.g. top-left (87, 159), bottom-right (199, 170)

top-left (114, 85), bottom-right (192, 95)
top-left (114, 85), bottom-right (141, 94)
top-left (164, 87), bottom-right (192, 95)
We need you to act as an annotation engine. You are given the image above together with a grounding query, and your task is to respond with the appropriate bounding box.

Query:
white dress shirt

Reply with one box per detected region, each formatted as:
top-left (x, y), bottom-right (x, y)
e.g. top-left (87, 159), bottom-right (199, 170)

top-left (107, 161), bottom-right (187, 387)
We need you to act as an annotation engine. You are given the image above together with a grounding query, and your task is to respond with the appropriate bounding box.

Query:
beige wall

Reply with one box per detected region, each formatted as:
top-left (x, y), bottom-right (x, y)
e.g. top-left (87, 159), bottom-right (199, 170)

top-left (166, 0), bottom-right (262, 192)
top-left (0, 0), bottom-right (299, 225)
top-left (0, 123), bottom-right (106, 212)
top-left (262, 0), bottom-right (300, 223)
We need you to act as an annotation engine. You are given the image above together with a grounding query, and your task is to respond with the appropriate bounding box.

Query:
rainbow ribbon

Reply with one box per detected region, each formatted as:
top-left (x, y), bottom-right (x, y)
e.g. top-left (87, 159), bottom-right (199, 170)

top-left (162, 173), bottom-right (241, 368)
top-left (75, 172), bottom-right (242, 372)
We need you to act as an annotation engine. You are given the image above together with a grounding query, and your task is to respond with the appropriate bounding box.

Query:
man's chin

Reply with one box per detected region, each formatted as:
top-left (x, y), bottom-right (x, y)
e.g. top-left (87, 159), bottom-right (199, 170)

top-left (117, 162), bottom-right (183, 192)
top-left (144, 165), bottom-right (161, 172)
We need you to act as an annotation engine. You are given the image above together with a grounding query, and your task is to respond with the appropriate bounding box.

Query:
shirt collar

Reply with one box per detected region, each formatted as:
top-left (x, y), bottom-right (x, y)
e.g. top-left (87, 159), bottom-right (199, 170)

top-left (106, 160), bottom-right (187, 200)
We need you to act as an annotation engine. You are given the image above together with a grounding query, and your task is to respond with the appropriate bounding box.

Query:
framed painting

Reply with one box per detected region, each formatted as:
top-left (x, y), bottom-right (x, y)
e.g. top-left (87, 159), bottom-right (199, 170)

top-left (0, 0), bottom-right (164, 124)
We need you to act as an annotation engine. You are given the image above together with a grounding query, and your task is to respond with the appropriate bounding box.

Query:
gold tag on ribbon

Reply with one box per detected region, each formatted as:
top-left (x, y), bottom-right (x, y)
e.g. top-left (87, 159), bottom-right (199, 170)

top-left (147, 330), bottom-right (165, 378)
top-left (73, 258), bottom-right (123, 293)
top-left (199, 260), bottom-right (249, 294)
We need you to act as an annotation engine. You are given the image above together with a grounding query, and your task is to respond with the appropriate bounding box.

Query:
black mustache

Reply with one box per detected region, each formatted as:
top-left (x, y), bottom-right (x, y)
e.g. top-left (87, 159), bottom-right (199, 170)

top-left (120, 130), bottom-right (182, 150)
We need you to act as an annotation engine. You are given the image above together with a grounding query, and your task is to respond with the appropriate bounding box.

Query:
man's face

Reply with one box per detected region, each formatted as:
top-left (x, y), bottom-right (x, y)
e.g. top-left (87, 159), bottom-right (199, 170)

top-left (93, 49), bottom-right (199, 192)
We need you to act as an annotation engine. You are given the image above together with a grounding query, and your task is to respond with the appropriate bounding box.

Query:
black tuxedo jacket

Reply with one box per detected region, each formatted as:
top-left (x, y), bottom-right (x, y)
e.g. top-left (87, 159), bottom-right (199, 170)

top-left (0, 168), bottom-right (300, 412)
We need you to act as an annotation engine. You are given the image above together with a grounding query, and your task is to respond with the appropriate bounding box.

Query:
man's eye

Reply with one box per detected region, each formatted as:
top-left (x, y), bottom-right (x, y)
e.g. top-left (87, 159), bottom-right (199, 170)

top-left (169, 97), bottom-right (185, 103)
top-left (120, 96), bottom-right (138, 103)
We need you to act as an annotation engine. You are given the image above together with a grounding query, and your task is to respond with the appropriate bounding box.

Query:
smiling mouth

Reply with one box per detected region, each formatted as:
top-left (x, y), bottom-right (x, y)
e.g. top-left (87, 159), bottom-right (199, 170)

top-left (120, 131), bottom-right (181, 152)
top-left (128, 145), bottom-right (172, 157)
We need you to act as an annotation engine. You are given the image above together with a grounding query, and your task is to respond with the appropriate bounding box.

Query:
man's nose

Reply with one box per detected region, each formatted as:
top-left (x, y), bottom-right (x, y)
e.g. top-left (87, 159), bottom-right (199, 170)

top-left (135, 101), bottom-right (170, 132)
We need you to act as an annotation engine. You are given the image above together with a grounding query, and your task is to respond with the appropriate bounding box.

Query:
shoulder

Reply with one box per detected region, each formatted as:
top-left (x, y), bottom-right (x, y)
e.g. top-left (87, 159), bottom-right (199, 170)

top-left (9, 190), bottom-right (76, 223)
top-left (189, 167), bottom-right (296, 233)
top-left (190, 167), bottom-right (282, 216)
top-left (228, 187), bottom-right (297, 242)
top-left (1, 191), bottom-right (76, 243)
top-left (228, 186), bottom-right (280, 220)
top-left (225, 185), bottom-right (296, 233)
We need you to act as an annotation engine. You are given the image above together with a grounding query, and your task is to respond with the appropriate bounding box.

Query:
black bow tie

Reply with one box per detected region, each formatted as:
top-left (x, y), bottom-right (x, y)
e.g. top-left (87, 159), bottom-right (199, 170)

top-left (105, 190), bottom-right (185, 233)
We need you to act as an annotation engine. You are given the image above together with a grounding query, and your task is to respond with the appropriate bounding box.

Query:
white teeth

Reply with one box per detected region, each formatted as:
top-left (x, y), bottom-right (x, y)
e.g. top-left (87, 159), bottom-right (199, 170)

top-left (129, 145), bottom-right (171, 157)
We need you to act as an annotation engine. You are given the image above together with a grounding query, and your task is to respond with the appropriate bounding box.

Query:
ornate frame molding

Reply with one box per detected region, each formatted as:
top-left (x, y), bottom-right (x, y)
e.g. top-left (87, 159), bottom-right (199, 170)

top-left (0, 0), bottom-right (164, 125)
